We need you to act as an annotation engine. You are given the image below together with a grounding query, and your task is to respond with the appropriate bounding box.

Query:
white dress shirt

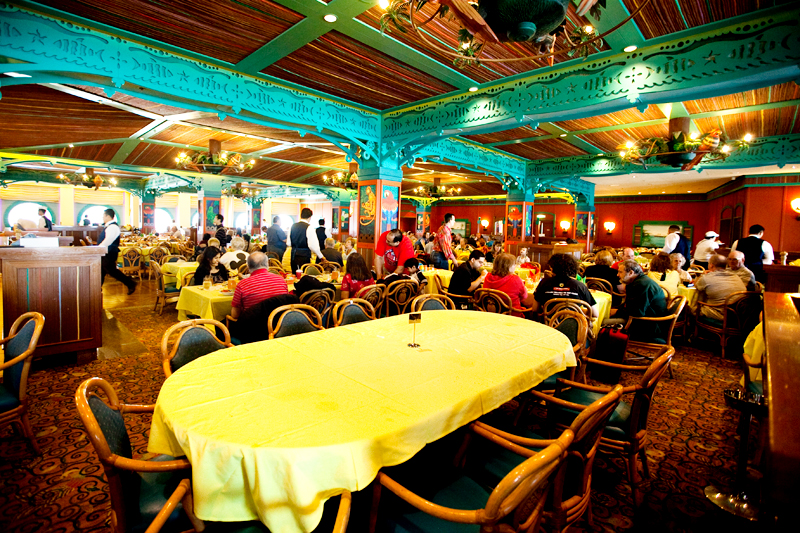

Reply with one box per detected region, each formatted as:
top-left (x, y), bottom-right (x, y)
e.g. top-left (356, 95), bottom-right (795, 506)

top-left (731, 235), bottom-right (774, 264)
top-left (693, 238), bottom-right (720, 262)
top-left (99, 221), bottom-right (121, 248)
top-left (287, 217), bottom-right (323, 259)
top-left (661, 232), bottom-right (680, 253)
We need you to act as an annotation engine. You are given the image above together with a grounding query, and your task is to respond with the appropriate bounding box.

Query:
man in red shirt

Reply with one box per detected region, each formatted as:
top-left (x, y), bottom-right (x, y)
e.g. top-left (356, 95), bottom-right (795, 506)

top-left (375, 228), bottom-right (415, 279)
top-left (432, 213), bottom-right (458, 270)
top-left (230, 251), bottom-right (288, 319)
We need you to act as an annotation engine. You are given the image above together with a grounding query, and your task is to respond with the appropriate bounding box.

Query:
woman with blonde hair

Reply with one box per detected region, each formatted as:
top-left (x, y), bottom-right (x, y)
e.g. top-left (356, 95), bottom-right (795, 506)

top-left (482, 253), bottom-right (535, 317)
top-left (342, 237), bottom-right (357, 262)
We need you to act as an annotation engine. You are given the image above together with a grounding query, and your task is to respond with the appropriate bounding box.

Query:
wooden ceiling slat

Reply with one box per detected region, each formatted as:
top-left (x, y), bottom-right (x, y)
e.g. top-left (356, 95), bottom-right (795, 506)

top-left (185, 116), bottom-right (331, 143)
top-left (27, 144), bottom-right (124, 163)
top-left (621, 0), bottom-right (686, 40)
top-left (72, 85), bottom-right (192, 116)
top-left (500, 138), bottom-right (587, 159)
top-left (150, 124), bottom-right (276, 153)
top-left (262, 31), bottom-right (457, 110)
top-left (684, 82), bottom-right (800, 114)
top-left (576, 123), bottom-right (671, 152)
top-left (694, 107), bottom-right (799, 140)
top-left (0, 85), bottom-right (153, 148)
top-left (46, 0), bottom-right (304, 63)
top-left (554, 105), bottom-right (666, 131)
top-left (124, 143), bottom-right (182, 169)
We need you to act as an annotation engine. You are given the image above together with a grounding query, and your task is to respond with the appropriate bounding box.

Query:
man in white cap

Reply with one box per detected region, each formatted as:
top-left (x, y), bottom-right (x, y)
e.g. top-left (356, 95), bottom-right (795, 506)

top-left (693, 231), bottom-right (720, 269)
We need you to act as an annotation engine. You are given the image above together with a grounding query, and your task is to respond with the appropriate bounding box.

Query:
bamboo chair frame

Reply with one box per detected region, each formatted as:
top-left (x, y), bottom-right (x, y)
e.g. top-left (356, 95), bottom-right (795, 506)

top-left (267, 304), bottom-right (324, 339)
top-left (433, 273), bottom-right (471, 309)
top-left (0, 312), bottom-right (45, 454)
top-left (411, 293), bottom-right (456, 311)
top-left (150, 262), bottom-right (180, 315)
top-left (160, 319), bottom-right (233, 378)
top-left (477, 384), bottom-right (624, 531)
top-left (332, 298), bottom-right (377, 326)
top-left (474, 287), bottom-right (533, 316)
top-left (383, 279), bottom-right (419, 317)
top-left (355, 284), bottom-right (385, 311)
top-left (551, 348), bottom-right (675, 507)
top-left (160, 254), bottom-right (185, 265)
top-left (370, 430), bottom-right (573, 533)
top-left (695, 290), bottom-right (763, 359)
top-left (74, 377), bottom-right (201, 533)
top-left (623, 295), bottom-right (685, 378)
top-left (119, 247), bottom-right (143, 281)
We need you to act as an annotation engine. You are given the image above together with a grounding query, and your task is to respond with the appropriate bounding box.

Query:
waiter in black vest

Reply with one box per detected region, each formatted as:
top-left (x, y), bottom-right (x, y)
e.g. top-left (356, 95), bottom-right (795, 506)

top-left (37, 208), bottom-right (53, 231)
top-left (662, 224), bottom-right (691, 259)
top-left (731, 224), bottom-right (774, 284)
top-left (97, 208), bottom-right (137, 294)
top-left (288, 208), bottom-right (324, 272)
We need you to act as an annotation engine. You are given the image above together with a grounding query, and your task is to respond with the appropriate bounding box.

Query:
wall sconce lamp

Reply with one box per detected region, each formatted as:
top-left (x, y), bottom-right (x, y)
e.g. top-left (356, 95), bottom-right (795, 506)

top-left (604, 221), bottom-right (616, 234)
top-left (560, 220), bottom-right (571, 233)
top-left (481, 218), bottom-right (490, 229)
top-left (792, 198), bottom-right (800, 220)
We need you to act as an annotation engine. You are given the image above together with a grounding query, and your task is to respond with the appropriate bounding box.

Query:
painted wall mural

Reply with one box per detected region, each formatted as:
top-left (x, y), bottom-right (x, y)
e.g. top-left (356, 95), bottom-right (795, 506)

top-left (358, 185), bottom-right (376, 242)
top-left (576, 213), bottom-right (590, 239)
top-left (416, 213), bottom-right (424, 233)
top-left (506, 204), bottom-right (523, 240)
top-left (380, 186), bottom-right (399, 234)
top-left (524, 204), bottom-right (533, 239)
top-left (341, 207), bottom-right (350, 233)
top-left (251, 208), bottom-right (261, 234)
top-left (142, 203), bottom-right (155, 231)
top-left (332, 208), bottom-right (339, 234)
top-left (203, 198), bottom-right (220, 235)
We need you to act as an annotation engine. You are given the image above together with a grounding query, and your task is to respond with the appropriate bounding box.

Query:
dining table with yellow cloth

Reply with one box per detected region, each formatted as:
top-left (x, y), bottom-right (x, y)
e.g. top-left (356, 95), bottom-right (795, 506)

top-left (176, 285), bottom-right (233, 322)
top-left (116, 245), bottom-right (153, 265)
top-left (148, 310), bottom-right (576, 533)
top-left (678, 285), bottom-right (698, 308)
top-left (422, 268), bottom-right (453, 294)
top-left (162, 261), bottom-right (199, 288)
top-left (590, 290), bottom-right (613, 338)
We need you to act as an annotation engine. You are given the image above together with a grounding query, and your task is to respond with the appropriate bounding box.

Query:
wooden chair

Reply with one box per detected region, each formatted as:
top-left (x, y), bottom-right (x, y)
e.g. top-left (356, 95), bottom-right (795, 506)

top-left (150, 262), bottom-right (181, 315)
top-left (181, 271), bottom-right (196, 288)
top-left (265, 251), bottom-right (281, 261)
top-left (411, 293), bottom-right (455, 311)
top-left (160, 319), bottom-right (233, 378)
top-left (383, 279), bottom-right (419, 317)
top-left (696, 290), bottom-right (763, 359)
top-left (551, 347), bottom-right (676, 507)
top-left (74, 377), bottom-right (201, 533)
top-left (317, 261), bottom-right (339, 273)
top-left (160, 254), bottom-right (184, 265)
top-left (543, 298), bottom-right (596, 339)
top-left (119, 247), bottom-right (142, 281)
top-left (370, 429), bottom-right (573, 533)
top-left (268, 266), bottom-right (285, 275)
top-left (268, 304), bottom-right (324, 339)
top-left (268, 257), bottom-right (285, 272)
top-left (237, 263), bottom-right (249, 276)
top-left (473, 384), bottom-right (624, 531)
top-left (585, 277), bottom-right (612, 294)
top-left (433, 273), bottom-right (471, 309)
top-left (623, 295), bottom-right (686, 378)
top-left (148, 246), bottom-right (168, 267)
top-left (332, 298), bottom-right (376, 326)
top-left (0, 312), bottom-right (45, 454)
top-left (474, 288), bottom-right (532, 315)
top-left (299, 288), bottom-right (335, 326)
top-left (577, 263), bottom-right (587, 277)
top-left (355, 284), bottom-right (385, 311)
top-left (302, 263), bottom-right (323, 276)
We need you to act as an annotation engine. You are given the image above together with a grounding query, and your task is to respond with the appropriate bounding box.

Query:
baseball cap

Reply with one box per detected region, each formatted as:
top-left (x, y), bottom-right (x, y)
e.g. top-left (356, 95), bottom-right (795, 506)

top-left (705, 231), bottom-right (719, 238)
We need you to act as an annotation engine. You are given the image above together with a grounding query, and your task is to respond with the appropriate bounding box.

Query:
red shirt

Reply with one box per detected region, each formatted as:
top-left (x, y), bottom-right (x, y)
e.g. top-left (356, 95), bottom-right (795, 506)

top-left (341, 274), bottom-right (374, 295)
top-left (231, 269), bottom-right (288, 311)
top-left (483, 273), bottom-right (528, 317)
top-left (375, 231), bottom-right (415, 274)
top-left (433, 224), bottom-right (455, 261)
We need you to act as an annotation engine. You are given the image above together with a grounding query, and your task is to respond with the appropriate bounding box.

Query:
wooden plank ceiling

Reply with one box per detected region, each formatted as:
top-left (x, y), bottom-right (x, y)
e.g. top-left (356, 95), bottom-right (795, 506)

top-left (1, 0), bottom-right (796, 198)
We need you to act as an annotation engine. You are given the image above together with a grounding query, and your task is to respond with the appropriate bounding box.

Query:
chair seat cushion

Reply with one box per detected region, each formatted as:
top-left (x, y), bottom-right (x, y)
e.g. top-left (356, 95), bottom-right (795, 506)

top-left (164, 284), bottom-right (180, 293)
top-left (0, 385), bottom-right (21, 411)
top-left (747, 381), bottom-right (763, 396)
top-left (534, 369), bottom-right (571, 391)
top-left (698, 315), bottom-right (723, 328)
top-left (466, 425), bottom-right (547, 490)
top-left (230, 336), bottom-right (243, 346)
top-left (557, 388), bottom-right (632, 440)
top-left (382, 474), bottom-right (489, 533)
top-left (132, 455), bottom-right (192, 533)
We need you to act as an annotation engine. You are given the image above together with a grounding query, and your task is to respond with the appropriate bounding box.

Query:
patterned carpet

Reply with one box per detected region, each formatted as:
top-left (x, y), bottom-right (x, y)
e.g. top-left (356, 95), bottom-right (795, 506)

top-left (0, 306), bottom-right (758, 533)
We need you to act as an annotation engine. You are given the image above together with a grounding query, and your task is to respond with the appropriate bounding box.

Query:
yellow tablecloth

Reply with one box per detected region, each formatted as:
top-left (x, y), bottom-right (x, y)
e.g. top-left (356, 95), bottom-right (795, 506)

top-left (163, 261), bottom-right (199, 288)
top-left (148, 311), bottom-right (576, 533)
top-left (117, 245), bottom-right (153, 265)
top-left (678, 285), bottom-right (698, 308)
top-left (176, 285), bottom-right (233, 322)
top-left (422, 268), bottom-right (453, 294)
top-left (590, 290), bottom-right (613, 338)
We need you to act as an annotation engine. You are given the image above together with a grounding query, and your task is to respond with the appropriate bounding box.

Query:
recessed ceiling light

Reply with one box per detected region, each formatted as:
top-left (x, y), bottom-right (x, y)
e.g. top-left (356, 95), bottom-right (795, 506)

top-left (324, 14), bottom-right (337, 23)
top-left (559, 133), bottom-right (567, 137)
top-left (638, 192), bottom-right (641, 194)
top-left (468, 86), bottom-right (478, 92)
top-left (623, 45), bottom-right (638, 53)
top-left (662, 191), bottom-right (666, 194)
top-left (687, 190), bottom-right (692, 193)
top-left (597, 153), bottom-right (604, 156)
top-left (68, 144), bottom-right (74, 148)
top-left (378, 0), bottom-right (389, 9)
top-left (4, 72), bottom-right (31, 78)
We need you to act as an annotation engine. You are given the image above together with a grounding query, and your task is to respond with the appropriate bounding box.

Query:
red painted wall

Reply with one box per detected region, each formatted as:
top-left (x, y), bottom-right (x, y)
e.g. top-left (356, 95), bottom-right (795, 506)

top-left (594, 200), bottom-right (710, 249)
top-left (431, 203), bottom-right (506, 235)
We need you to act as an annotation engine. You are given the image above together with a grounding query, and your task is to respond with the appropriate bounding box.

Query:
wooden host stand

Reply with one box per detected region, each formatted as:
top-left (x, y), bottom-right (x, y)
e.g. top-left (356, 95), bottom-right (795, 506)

top-left (0, 246), bottom-right (106, 363)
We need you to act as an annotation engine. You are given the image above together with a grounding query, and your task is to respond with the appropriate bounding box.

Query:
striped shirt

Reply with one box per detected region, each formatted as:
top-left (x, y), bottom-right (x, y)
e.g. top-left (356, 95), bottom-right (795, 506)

top-left (433, 224), bottom-right (455, 261)
top-left (232, 269), bottom-right (288, 311)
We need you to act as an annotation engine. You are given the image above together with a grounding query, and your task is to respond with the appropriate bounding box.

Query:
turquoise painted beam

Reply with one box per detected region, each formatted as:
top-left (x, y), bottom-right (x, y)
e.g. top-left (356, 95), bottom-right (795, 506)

top-left (382, 5), bottom-right (800, 142)
top-left (413, 137), bottom-right (527, 181)
top-left (3, 138), bottom-right (130, 153)
top-left (0, 4), bottom-right (381, 143)
top-left (109, 119), bottom-right (171, 165)
top-left (236, 19), bottom-right (332, 72)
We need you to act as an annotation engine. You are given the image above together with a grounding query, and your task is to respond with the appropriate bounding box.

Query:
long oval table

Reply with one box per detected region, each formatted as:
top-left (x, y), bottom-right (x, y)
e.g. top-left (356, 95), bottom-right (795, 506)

top-left (148, 310), bottom-right (576, 533)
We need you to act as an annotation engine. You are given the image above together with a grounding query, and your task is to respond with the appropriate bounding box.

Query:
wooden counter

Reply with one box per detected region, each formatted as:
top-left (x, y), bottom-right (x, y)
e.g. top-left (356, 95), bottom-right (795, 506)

top-left (763, 264), bottom-right (800, 293)
top-left (54, 225), bottom-right (102, 246)
top-left (763, 292), bottom-right (800, 516)
top-left (0, 246), bottom-right (106, 360)
top-left (526, 243), bottom-right (585, 266)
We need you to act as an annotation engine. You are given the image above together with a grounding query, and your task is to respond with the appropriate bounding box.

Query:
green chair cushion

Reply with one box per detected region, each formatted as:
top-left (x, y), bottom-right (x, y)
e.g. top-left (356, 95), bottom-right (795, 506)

top-left (170, 328), bottom-right (225, 372)
top-left (466, 425), bottom-right (546, 490)
top-left (133, 455), bottom-right (192, 533)
top-left (698, 315), bottom-right (723, 328)
top-left (230, 336), bottom-right (243, 346)
top-left (164, 284), bottom-right (180, 293)
top-left (0, 385), bottom-right (21, 411)
top-left (747, 381), bottom-right (763, 396)
top-left (4, 320), bottom-right (36, 399)
top-left (534, 368), bottom-right (571, 391)
top-left (382, 474), bottom-right (488, 533)
top-left (557, 388), bottom-right (632, 440)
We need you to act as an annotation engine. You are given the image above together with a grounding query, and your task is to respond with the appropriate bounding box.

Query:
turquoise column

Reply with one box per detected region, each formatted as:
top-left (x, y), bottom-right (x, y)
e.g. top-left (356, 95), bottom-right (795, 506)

top-left (141, 191), bottom-right (156, 234)
top-left (355, 161), bottom-right (403, 267)
top-left (197, 176), bottom-right (223, 239)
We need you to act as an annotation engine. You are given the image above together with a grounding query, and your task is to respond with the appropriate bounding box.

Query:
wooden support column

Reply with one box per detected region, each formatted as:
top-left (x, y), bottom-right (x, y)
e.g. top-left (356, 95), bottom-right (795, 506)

top-left (504, 189), bottom-right (535, 256)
